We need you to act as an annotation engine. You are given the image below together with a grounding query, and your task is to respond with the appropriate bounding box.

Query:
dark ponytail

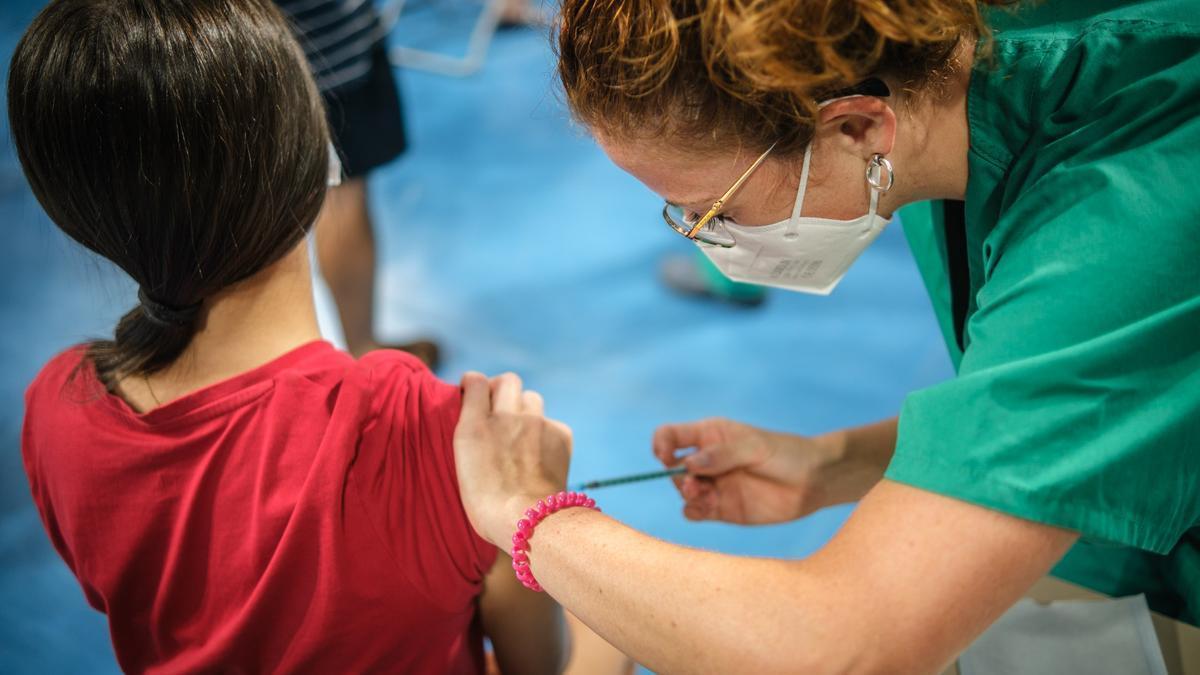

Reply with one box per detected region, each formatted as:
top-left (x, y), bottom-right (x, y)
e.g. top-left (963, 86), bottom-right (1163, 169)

top-left (8, 0), bottom-right (331, 386)
top-left (95, 294), bottom-right (203, 382)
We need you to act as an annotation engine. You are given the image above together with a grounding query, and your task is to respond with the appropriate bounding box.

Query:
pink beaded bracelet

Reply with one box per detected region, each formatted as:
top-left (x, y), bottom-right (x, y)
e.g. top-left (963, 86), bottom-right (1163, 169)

top-left (510, 491), bottom-right (599, 592)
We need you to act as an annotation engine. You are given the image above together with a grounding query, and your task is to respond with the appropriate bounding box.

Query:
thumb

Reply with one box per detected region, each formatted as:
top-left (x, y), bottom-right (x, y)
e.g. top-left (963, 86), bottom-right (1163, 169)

top-left (459, 371), bottom-right (492, 427)
top-left (684, 444), bottom-right (750, 477)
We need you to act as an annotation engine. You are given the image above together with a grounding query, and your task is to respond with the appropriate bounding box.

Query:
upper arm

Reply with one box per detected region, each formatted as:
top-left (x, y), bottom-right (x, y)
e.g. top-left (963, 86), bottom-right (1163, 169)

top-left (480, 550), bottom-right (568, 675)
top-left (354, 357), bottom-right (497, 600)
top-left (806, 479), bottom-right (1077, 674)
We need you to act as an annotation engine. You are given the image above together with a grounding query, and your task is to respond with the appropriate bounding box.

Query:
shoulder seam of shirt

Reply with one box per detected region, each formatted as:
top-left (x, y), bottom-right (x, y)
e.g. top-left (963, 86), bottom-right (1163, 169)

top-left (993, 16), bottom-right (1200, 43)
top-left (1085, 17), bottom-right (1200, 35)
top-left (359, 351), bottom-right (425, 381)
top-left (967, 42), bottom-right (1062, 169)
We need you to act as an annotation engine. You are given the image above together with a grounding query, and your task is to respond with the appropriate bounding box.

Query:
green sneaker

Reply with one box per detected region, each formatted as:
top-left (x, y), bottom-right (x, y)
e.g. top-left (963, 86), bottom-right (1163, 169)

top-left (659, 250), bottom-right (768, 307)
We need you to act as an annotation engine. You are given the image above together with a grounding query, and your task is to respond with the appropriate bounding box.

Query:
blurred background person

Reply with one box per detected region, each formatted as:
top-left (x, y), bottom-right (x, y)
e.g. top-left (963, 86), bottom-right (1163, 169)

top-left (278, 0), bottom-right (440, 367)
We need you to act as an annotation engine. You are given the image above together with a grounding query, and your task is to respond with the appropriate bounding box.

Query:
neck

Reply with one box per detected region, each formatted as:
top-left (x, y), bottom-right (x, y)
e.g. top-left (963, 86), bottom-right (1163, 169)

top-left (123, 240), bottom-right (323, 410)
top-left (881, 37), bottom-right (975, 210)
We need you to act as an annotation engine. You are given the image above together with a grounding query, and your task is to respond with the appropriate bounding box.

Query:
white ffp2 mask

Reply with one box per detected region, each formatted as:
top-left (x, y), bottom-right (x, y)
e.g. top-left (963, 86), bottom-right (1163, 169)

top-left (697, 143), bottom-right (892, 295)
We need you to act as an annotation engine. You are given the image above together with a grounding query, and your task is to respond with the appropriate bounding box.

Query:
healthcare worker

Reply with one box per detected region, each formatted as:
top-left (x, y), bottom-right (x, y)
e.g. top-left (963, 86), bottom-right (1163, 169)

top-left (452, 1), bottom-right (1200, 671)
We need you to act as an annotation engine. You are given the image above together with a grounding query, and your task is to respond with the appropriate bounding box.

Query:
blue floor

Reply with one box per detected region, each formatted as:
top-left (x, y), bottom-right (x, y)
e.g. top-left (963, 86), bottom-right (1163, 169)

top-left (0, 2), bottom-right (953, 671)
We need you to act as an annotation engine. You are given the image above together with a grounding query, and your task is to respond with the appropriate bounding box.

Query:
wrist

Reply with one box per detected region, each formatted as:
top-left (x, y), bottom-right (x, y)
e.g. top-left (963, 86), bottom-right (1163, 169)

top-left (508, 491), bottom-right (599, 592)
top-left (485, 493), bottom-right (538, 546)
top-left (489, 489), bottom-right (569, 547)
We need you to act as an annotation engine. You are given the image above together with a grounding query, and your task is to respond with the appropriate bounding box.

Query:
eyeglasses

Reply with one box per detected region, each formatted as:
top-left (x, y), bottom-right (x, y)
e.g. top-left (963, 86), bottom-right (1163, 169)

top-left (661, 141), bottom-right (778, 248)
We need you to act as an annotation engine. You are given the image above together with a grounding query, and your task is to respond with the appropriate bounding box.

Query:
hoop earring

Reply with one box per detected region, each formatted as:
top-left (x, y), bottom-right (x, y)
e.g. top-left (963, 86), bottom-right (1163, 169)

top-left (866, 154), bottom-right (895, 193)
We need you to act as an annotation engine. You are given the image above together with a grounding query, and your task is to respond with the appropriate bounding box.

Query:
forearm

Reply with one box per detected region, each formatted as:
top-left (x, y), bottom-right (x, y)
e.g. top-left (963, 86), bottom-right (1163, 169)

top-left (813, 417), bottom-right (897, 507)
top-left (523, 507), bottom-right (850, 675)
top-left (517, 478), bottom-right (1074, 675)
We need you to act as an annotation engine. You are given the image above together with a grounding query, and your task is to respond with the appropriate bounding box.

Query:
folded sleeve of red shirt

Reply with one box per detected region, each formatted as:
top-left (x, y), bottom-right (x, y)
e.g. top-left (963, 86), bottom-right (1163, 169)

top-left (351, 352), bottom-right (498, 611)
top-left (21, 349), bottom-right (81, 576)
top-left (21, 347), bottom-right (108, 610)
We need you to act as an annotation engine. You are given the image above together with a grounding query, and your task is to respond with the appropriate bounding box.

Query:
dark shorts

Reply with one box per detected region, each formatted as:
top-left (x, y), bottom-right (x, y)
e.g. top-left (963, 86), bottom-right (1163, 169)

top-left (323, 46), bottom-right (407, 179)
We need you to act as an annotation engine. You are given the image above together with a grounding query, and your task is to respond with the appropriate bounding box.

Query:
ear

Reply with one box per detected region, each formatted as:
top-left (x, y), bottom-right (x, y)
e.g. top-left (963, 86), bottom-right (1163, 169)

top-left (815, 96), bottom-right (897, 159)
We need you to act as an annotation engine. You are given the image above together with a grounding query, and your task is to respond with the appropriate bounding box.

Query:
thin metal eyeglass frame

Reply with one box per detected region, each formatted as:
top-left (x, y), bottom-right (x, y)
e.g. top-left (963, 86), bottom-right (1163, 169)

top-left (661, 141), bottom-right (779, 247)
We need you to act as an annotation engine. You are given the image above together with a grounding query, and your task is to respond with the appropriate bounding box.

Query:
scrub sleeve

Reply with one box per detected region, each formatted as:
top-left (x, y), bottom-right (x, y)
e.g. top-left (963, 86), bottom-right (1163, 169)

top-left (886, 0), bottom-right (1200, 625)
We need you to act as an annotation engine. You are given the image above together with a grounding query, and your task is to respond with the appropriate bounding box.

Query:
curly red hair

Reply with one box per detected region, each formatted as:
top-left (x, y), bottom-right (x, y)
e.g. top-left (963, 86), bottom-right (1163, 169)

top-left (557, 0), bottom-right (1013, 156)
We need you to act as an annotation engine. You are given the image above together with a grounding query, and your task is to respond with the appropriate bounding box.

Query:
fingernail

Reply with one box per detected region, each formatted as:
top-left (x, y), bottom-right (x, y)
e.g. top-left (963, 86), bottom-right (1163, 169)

top-left (688, 452), bottom-right (710, 468)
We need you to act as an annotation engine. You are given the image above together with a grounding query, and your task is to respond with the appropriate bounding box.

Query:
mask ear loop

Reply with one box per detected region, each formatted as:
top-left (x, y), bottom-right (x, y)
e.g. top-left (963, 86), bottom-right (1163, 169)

top-left (786, 142), bottom-right (815, 234)
top-left (865, 153), bottom-right (894, 220)
top-left (787, 94), bottom-right (862, 231)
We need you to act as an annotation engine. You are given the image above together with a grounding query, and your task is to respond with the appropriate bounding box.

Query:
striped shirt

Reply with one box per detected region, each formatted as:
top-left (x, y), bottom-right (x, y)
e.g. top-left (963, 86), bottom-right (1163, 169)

top-left (277, 0), bottom-right (387, 93)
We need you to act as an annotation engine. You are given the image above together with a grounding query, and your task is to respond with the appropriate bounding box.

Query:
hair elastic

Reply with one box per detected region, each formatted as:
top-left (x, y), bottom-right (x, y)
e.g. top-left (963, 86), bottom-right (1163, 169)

top-left (137, 288), bottom-right (202, 328)
top-left (510, 491), bottom-right (599, 592)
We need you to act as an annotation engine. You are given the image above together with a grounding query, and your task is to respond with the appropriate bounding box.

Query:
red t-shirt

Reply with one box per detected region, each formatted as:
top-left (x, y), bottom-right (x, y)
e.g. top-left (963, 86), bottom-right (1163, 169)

top-left (21, 342), bottom-right (497, 674)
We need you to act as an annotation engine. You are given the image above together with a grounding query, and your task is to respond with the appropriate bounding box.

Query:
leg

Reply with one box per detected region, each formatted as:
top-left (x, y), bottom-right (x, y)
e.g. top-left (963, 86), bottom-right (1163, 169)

top-left (315, 177), bottom-right (378, 357)
top-left (315, 177), bottom-right (441, 368)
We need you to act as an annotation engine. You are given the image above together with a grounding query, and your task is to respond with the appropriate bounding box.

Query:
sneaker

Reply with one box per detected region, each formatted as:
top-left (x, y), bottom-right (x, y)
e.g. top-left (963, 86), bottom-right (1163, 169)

top-left (659, 252), bottom-right (767, 308)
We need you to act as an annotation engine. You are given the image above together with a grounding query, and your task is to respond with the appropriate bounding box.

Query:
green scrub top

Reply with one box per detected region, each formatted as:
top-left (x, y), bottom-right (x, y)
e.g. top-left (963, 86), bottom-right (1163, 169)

top-left (886, 0), bottom-right (1200, 625)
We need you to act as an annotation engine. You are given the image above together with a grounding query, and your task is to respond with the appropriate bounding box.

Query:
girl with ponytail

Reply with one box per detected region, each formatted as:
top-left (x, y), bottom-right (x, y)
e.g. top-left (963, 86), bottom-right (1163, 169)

top-left (452, 0), bottom-right (1200, 670)
top-left (11, 1), bottom-right (599, 672)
